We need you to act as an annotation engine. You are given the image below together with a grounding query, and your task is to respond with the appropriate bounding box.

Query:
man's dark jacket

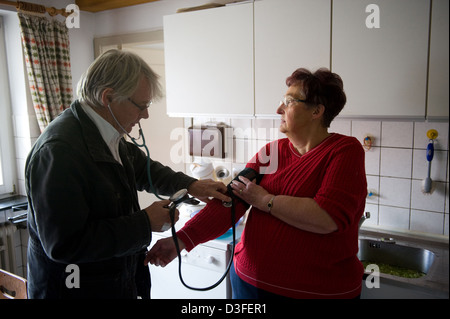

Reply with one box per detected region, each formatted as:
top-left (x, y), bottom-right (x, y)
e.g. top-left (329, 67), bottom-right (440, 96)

top-left (25, 101), bottom-right (195, 298)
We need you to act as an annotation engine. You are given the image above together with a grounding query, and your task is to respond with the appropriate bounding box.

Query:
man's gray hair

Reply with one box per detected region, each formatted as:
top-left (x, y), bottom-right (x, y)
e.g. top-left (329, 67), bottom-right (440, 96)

top-left (77, 49), bottom-right (162, 108)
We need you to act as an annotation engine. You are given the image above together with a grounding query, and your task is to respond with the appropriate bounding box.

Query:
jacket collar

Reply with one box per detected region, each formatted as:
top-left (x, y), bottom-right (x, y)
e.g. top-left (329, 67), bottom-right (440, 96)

top-left (71, 100), bottom-right (122, 164)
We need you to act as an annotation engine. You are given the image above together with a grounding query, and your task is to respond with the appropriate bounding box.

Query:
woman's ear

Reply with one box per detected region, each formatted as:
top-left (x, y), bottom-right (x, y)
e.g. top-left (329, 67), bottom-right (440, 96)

top-left (312, 104), bottom-right (325, 119)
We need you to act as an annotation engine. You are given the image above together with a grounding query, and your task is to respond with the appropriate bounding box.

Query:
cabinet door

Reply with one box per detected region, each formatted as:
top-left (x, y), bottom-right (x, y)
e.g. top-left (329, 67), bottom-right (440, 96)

top-left (427, 0), bottom-right (449, 118)
top-left (164, 4), bottom-right (254, 117)
top-left (332, 0), bottom-right (430, 117)
top-left (254, 0), bottom-right (331, 117)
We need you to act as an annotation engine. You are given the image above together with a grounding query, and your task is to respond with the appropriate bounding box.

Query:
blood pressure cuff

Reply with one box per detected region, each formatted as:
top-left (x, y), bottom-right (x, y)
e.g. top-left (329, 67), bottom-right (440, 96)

top-left (225, 167), bottom-right (263, 204)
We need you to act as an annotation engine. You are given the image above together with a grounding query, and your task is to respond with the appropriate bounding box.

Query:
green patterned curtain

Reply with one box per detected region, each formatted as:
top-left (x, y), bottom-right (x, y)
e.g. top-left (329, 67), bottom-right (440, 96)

top-left (18, 12), bottom-right (72, 133)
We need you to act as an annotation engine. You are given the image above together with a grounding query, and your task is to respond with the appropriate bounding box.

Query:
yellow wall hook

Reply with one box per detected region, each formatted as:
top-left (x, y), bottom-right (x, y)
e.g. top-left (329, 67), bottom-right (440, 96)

top-left (426, 129), bottom-right (438, 140)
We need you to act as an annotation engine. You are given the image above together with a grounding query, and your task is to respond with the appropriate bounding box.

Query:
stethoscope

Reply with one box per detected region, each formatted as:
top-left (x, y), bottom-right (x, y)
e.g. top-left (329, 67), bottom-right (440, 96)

top-left (108, 104), bottom-right (237, 291)
top-left (108, 104), bottom-right (164, 200)
top-left (166, 189), bottom-right (238, 291)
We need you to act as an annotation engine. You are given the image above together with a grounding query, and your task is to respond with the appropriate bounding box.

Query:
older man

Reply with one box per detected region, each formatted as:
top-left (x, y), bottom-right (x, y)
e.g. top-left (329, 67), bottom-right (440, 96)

top-left (25, 50), bottom-right (230, 298)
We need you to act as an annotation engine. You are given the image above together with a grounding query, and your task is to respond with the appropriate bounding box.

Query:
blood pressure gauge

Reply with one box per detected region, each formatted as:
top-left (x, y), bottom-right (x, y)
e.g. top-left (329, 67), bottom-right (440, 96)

top-left (161, 189), bottom-right (199, 232)
top-left (167, 189), bottom-right (200, 209)
top-left (168, 189), bottom-right (189, 208)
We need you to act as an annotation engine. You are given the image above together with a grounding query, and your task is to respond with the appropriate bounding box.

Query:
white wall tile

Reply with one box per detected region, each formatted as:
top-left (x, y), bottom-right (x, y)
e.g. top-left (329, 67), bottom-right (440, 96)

top-left (381, 121), bottom-right (414, 148)
top-left (17, 179), bottom-right (26, 196)
top-left (233, 138), bottom-right (254, 164)
top-left (364, 147), bottom-right (380, 175)
top-left (379, 206), bottom-right (410, 230)
top-left (410, 210), bottom-right (444, 234)
top-left (12, 114), bottom-right (31, 138)
top-left (14, 137), bottom-right (32, 160)
top-left (16, 158), bottom-right (25, 181)
top-left (380, 148), bottom-right (412, 178)
top-left (444, 214), bottom-right (449, 236)
top-left (410, 180), bottom-right (446, 212)
top-left (231, 118), bottom-right (253, 139)
top-left (446, 152), bottom-right (450, 184)
top-left (253, 119), bottom-right (274, 141)
top-left (379, 177), bottom-right (411, 208)
top-left (330, 119), bottom-right (351, 136)
top-left (446, 186), bottom-right (449, 214)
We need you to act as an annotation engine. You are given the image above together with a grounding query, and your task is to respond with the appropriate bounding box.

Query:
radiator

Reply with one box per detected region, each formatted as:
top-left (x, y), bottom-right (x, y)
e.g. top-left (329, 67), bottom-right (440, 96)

top-left (0, 223), bottom-right (19, 273)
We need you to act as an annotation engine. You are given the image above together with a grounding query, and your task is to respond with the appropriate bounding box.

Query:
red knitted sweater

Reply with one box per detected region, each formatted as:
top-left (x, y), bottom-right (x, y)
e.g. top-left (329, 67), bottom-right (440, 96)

top-left (177, 134), bottom-right (367, 298)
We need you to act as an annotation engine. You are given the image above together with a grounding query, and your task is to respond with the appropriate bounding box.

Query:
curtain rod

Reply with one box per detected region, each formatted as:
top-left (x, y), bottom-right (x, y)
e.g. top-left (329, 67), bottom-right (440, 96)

top-left (0, 0), bottom-right (73, 17)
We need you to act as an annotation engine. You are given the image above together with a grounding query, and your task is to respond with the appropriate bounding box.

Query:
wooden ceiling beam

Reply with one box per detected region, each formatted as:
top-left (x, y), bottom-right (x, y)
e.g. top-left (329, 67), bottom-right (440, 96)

top-left (75, 0), bottom-right (160, 13)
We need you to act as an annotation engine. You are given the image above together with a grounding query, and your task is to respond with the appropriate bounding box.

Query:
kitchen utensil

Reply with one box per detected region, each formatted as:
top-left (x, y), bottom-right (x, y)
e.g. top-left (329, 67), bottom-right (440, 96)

top-left (422, 139), bottom-right (435, 194)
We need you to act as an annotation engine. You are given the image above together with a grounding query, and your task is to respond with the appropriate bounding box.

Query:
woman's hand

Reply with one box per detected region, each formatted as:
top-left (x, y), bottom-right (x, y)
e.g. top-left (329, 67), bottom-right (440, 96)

top-left (230, 176), bottom-right (273, 212)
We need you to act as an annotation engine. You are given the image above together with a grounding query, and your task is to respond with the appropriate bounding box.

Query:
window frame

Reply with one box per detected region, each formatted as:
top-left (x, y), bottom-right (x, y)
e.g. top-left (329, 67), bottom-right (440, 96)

top-left (0, 15), bottom-right (17, 198)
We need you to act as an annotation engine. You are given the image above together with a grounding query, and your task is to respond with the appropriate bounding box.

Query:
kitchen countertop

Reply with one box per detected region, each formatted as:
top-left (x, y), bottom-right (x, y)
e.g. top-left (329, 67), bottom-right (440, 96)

top-left (359, 228), bottom-right (449, 298)
top-left (0, 195), bottom-right (28, 225)
top-left (0, 195), bottom-right (27, 212)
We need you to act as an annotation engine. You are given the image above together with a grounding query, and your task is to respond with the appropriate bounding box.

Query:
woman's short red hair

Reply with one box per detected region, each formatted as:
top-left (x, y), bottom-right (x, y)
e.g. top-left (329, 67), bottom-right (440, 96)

top-left (286, 68), bottom-right (346, 128)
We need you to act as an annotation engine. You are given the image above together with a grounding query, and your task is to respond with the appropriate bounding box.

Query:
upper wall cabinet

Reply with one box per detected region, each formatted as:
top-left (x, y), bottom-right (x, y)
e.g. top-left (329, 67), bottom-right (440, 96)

top-left (332, 0), bottom-right (430, 118)
top-left (164, 3), bottom-right (254, 117)
top-left (254, 0), bottom-right (331, 117)
top-left (427, 0), bottom-right (449, 118)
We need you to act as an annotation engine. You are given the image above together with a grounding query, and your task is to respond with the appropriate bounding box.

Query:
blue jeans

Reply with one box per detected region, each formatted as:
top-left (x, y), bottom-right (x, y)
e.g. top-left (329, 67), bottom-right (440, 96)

top-left (230, 263), bottom-right (292, 299)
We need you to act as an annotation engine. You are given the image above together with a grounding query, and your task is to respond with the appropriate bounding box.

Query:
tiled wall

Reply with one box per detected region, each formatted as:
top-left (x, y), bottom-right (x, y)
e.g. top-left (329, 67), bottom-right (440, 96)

top-left (189, 117), bottom-right (449, 237)
top-left (13, 113), bottom-right (40, 197)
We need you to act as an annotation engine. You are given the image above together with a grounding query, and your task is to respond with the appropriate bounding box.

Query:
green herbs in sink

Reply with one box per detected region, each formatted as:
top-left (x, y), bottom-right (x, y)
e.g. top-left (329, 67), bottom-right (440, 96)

top-left (362, 261), bottom-right (426, 279)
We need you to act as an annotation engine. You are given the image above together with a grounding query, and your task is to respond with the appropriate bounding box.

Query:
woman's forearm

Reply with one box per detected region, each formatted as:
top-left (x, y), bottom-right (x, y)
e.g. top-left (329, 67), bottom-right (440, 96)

top-left (257, 194), bottom-right (338, 234)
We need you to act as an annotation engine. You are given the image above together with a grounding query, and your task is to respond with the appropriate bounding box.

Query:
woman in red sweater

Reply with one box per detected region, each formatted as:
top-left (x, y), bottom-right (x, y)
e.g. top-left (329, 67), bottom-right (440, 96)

top-left (146, 68), bottom-right (367, 299)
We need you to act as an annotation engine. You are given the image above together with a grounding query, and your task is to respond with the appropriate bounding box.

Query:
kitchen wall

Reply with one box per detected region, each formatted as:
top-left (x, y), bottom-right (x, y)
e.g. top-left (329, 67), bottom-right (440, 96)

top-left (190, 116), bottom-right (449, 238)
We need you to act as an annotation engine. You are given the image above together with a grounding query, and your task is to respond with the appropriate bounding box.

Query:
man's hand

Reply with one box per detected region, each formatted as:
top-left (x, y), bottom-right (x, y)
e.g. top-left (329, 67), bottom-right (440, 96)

top-left (144, 200), bottom-right (179, 232)
top-left (144, 237), bottom-right (185, 266)
top-left (187, 179), bottom-right (231, 203)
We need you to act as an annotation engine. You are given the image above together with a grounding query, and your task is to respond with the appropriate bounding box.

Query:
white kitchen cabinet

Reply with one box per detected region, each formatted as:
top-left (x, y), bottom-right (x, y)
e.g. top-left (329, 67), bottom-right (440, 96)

top-left (332, 0), bottom-right (430, 118)
top-left (254, 0), bottom-right (331, 117)
top-left (427, 0), bottom-right (449, 118)
top-left (163, 4), bottom-right (254, 117)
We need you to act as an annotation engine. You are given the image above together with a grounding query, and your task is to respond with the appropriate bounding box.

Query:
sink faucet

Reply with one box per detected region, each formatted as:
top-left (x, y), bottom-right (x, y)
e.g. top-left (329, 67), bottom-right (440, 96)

top-left (358, 211), bottom-right (370, 231)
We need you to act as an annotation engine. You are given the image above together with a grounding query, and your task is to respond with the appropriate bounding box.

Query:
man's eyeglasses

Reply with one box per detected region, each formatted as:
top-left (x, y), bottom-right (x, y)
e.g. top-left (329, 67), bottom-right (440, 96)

top-left (128, 98), bottom-right (152, 111)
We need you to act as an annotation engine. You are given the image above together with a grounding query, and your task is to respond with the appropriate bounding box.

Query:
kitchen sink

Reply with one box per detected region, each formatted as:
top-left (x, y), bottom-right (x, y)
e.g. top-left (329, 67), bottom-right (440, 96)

top-left (358, 239), bottom-right (435, 276)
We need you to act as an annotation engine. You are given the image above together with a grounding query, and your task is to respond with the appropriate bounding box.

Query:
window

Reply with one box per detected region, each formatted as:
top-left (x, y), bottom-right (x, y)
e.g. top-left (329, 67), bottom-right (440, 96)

top-left (0, 16), bottom-right (16, 198)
